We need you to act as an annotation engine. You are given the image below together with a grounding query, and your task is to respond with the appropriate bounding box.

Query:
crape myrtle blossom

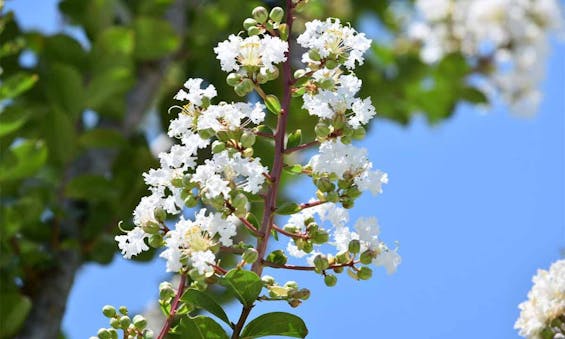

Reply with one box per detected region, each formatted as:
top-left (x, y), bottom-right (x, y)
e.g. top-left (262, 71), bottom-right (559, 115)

top-left (214, 34), bottom-right (288, 73)
top-left (515, 259), bottom-right (565, 338)
top-left (408, 0), bottom-right (564, 115)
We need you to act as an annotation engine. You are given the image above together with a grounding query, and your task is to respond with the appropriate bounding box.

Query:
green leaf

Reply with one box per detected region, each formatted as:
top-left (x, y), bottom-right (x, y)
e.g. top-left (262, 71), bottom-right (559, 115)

top-left (266, 250), bottom-right (287, 265)
top-left (264, 95), bottom-right (281, 115)
top-left (284, 164), bottom-right (303, 175)
top-left (43, 109), bottom-right (77, 164)
top-left (0, 72), bottom-right (38, 101)
top-left (460, 87), bottom-right (488, 104)
top-left (0, 140), bottom-right (48, 182)
top-left (0, 106), bottom-right (30, 137)
top-left (275, 202), bottom-right (300, 215)
top-left (44, 63), bottom-right (85, 118)
top-left (43, 34), bottom-right (88, 70)
top-left (0, 292), bottom-right (32, 338)
top-left (241, 312), bottom-right (308, 339)
top-left (219, 269), bottom-right (263, 307)
top-left (286, 129), bottom-right (302, 150)
top-left (65, 175), bottom-right (117, 202)
top-left (79, 128), bottom-right (126, 149)
top-left (181, 289), bottom-right (230, 325)
top-left (133, 17), bottom-right (180, 60)
top-left (177, 316), bottom-right (229, 339)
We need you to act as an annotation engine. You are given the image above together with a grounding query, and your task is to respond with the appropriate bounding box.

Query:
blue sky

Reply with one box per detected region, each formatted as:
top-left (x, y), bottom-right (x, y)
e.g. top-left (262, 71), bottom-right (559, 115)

top-left (6, 1), bottom-right (564, 338)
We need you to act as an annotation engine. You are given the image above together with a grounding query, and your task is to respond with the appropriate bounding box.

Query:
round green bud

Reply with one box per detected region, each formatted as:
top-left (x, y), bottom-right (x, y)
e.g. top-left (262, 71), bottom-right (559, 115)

top-left (360, 249), bottom-right (376, 265)
top-left (333, 266), bottom-right (344, 273)
top-left (240, 131), bottom-right (256, 148)
top-left (118, 306), bottom-right (128, 315)
top-left (324, 274), bottom-right (337, 287)
top-left (347, 268), bottom-right (359, 280)
top-left (132, 315), bottom-right (147, 330)
top-left (212, 140), bottom-right (226, 153)
top-left (283, 224), bottom-right (298, 234)
top-left (236, 78), bottom-right (254, 96)
top-left (358, 266), bottom-right (373, 280)
top-left (319, 78), bottom-right (334, 90)
top-left (348, 239), bottom-right (361, 254)
top-left (189, 267), bottom-right (205, 281)
top-left (148, 234), bottom-right (163, 248)
top-left (341, 198), bottom-right (354, 209)
top-left (243, 18), bottom-right (257, 30)
top-left (102, 305), bottom-right (116, 318)
top-left (325, 59), bottom-right (338, 69)
top-left (242, 248), bottom-right (259, 264)
top-left (252, 6), bottom-right (269, 23)
top-left (326, 191), bottom-right (339, 203)
top-left (312, 229), bottom-right (329, 244)
top-left (345, 187), bottom-right (362, 199)
top-left (315, 177), bottom-right (334, 193)
top-left (302, 240), bottom-right (314, 253)
top-left (278, 23), bottom-right (288, 40)
top-left (335, 250), bottom-right (351, 264)
top-left (144, 330), bottom-right (154, 339)
top-left (242, 147), bottom-right (254, 158)
top-left (256, 71), bottom-right (269, 84)
top-left (261, 275), bottom-right (275, 286)
top-left (171, 177), bottom-right (183, 187)
top-left (232, 192), bottom-right (248, 210)
top-left (266, 67), bottom-right (279, 80)
top-left (308, 49), bottom-right (321, 61)
top-left (269, 6), bottom-right (284, 22)
top-left (110, 318), bottom-right (120, 329)
top-left (119, 316), bottom-right (131, 328)
top-left (340, 135), bottom-right (352, 145)
top-left (226, 73), bottom-right (242, 86)
top-left (153, 207), bottom-right (166, 223)
top-left (297, 288), bottom-right (311, 300)
top-left (216, 130), bottom-right (230, 141)
top-left (198, 128), bottom-right (216, 140)
top-left (159, 281), bottom-right (175, 299)
top-left (352, 126), bottom-right (366, 140)
top-left (288, 299), bottom-right (302, 308)
top-left (313, 254), bottom-right (330, 273)
top-left (294, 69), bottom-right (306, 79)
top-left (98, 328), bottom-right (111, 339)
top-left (143, 221), bottom-right (161, 235)
top-left (183, 194), bottom-right (198, 208)
top-left (314, 122), bottom-right (331, 138)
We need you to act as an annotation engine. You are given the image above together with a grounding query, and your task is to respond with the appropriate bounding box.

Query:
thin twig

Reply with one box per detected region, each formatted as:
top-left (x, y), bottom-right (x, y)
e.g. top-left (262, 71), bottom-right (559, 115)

top-left (157, 273), bottom-right (187, 339)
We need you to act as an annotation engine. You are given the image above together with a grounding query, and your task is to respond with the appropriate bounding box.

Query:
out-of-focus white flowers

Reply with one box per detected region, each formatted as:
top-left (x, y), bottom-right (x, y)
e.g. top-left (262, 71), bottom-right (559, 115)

top-left (515, 259), bottom-right (565, 338)
top-left (408, 0), bottom-right (564, 116)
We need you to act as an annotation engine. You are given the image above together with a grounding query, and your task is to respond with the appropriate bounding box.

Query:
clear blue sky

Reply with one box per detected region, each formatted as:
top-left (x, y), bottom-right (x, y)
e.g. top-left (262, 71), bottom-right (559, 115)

top-left (6, 1), bottom-right (564, 338)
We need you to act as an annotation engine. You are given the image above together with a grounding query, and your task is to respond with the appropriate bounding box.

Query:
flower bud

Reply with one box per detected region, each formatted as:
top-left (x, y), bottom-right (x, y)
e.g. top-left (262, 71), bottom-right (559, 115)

top-left (143, 221), bottom-right (160, 235)
top-left (266, 67), bottom-right (279, 80)
top-left (242, 147), bottom-right (254, 158)
top-left (288, 299), bottom-right (302, 308)
top-left (256, 71), bottom-right (269, 84)
top-left (132, 315), bottom-right (147, 330)
top-left (348, 239), bottom-right (361, 254)
top-left (360, 249), bottom-right (376, 265)
top-left (341, 197), bottom-right (354, 209)
top-left (358, 266), bottom-right (373, 280)
top-left (183, 194), bottom-right (198, 208)
top-left (171, 177), bottom-right (183, 187)
top-left (236, 78), bottom-right (254, 96)
top-left (313, 254), bottom-right (330, 273)
top-left (226, 73), bottom-right (242, 86)
top-left (119, 316), bottom-right (131, 328)
top-left (340, 135), bottom-right (352, 145)
top-left (325, 191), bottom-right (339, 203)
top-left (294, 69), bottom-right (306, 79)
top-left (314, 122), bottom-right (331, 138)
top-left (311, 229), bottom-right (329, 244)
top-left (333, 266), bottom-right (344, 273)
top-left (198, 128), bottom-right (216, 140)
top-left (102, 305), bottom-right (116, 318)
top-left (352, 126), bottom-right (366, 140)
top-left (345, 187), bottom-right (362, 199)
top-left (261, 275), bottom-right (275, 286)
top-left (266, 249), bottom-right (287, 265)
top-left (315, 177), bottom-right (334, 193)
top-left (118, 306), bottom-right (128, 315)
top-left (335, 250), bottom-right (351, 264)
top-left (284, 281), bottom-right (299, 290)
top-left (144, 330), bottom-right (155, 339)
top-left (302, 240), bottom-right (314, 253)
top-left (319, 78), bottom-right (334, 90)
top-left (265, 94), bottom-right (281, 115)
top-left (240, 131), bottom-right (256, 148)
top-left (283, 224), bottom-right (298, 234)
top-left (269, 7), bottom-right (284, 22)
top-left (98, 328), bottom-right (112, 339)
top-left (308, 49), bottom-right (321, 61)
top-left (252, 6), bottom-right (269, 23)
top-left (159, 281), bottom-right (175, 299)
top-left (242, 248), bottom-right (259, 264)
top-left (347, 268), bottom-right (359, 280)
top-left (325, 59), bottom-right (338, 69)
top-left (243, 18), bottom-right (257, 30)
top-left (212, 140), bottom-right (226, 153)
top-left (110, 318), bottom-right (120, 329)
top-left (153, 207), bottom-right (166, 223)
top-left (278, 23), bottom-right (288, 40)
top-left (324, 274), bottom-right (337, 287)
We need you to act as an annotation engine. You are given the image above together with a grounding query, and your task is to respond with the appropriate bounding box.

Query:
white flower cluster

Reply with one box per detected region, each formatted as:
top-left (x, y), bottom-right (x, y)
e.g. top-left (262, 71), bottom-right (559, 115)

top-left (285, 202), bottom-right (400, 274)
top-left (515, 259), bottom-right (565, 339)
top-left (408, 0), bottom-right (564, 115)
top-left (116, 78), bottom-right (269, 270)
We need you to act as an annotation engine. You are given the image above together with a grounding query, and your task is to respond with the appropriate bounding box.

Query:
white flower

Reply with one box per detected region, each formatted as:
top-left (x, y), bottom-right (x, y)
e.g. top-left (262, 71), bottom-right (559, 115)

top-left (297, 18), bottom-right (372, 69)
top-left (191, 250), bottom-right (216, 275)
top-left (214, 34), bottom-right (288, 73)
top-left (198, 102), bottom-right (266, 132)
top-left (354, 168), bottom-right (389, 196)
top-left (132, 194), bottom-right (162, 228)
top-left (515, 259), bottom-right (565, 338)
top-left (174, 78), bottom-right (217, 105)
top-left (350, 98), bottom-right (377, 128)
top-left (373, 247), bottom-right (401, 275)
top-left (310, 139), bottom-right (369, 178)
top-left (115, 227), bottom-right (149, 259)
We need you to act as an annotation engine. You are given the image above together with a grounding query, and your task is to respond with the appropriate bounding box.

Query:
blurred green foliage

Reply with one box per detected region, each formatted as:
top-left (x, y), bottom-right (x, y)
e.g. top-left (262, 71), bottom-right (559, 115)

top-left (0, 0), bottom-right (487, 336)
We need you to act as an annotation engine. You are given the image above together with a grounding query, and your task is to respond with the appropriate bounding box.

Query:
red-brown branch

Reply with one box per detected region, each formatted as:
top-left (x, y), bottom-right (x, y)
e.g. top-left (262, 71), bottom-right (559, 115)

top-left (272, 224), bottom-right (309, 239)
top-left (261, 259), bottom-right (357, 271)
top-left (284, 140), bottom-right (319, 154)
top-left (157, 273), bottom-right (187, 339)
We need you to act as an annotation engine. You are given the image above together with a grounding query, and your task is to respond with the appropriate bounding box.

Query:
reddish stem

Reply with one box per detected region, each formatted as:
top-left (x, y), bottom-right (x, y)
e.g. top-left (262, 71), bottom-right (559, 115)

top-left (272, 224), bottom-right (309, 239)
top-left (238, 217), bottom-right (263, 237)
top-left (157, 273), bottom-right (187, 339)
top-left (261, 259), bottom-right (357, 271)
top-left (284, 140), bottom-right (319, 154)
top-left (299, 200), bottom-right (325, 210)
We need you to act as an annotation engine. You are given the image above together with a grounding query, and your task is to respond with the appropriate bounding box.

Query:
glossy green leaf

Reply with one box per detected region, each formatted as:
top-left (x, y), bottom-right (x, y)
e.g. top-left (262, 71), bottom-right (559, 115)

top-left (0, 106), bottom-right (30, 137)
top-left (220, 269), bottom-right (263, 307)
top-left (0, 72), bottom-right (38, 101)
top-left (275, 202), bottom-right (300, 215)
top-left (181, 289), bottom-right (230, 325)
top-left (177, 316), bottom-right (229, 339)
top-left (0, 140), bottom-right (47, 182)
top-left (44, 63), bottom-right (85, 118)
top-left (286, 129), bottom-right (302, 150)
top-left (133, 17), bottom-right (180, 60)
top-left (0, 292), bottom-right (32, 338)
top-left (264, 94), bottom-right (281, 115)
top-left (241, 312), bottom-right (308, 338)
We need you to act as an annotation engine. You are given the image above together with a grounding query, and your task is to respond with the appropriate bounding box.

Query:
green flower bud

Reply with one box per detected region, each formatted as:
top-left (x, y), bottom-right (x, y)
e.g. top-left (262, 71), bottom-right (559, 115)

top-left (308, 49), bottom-right (321, 61)
top-left (319, 78), bottom-right (334, 90)
top-left (347, 268), bottom-right (359, 280)
top-left (324, 274), bottom-right (337, 287)
top-left (297, 288), bottom-right (311, 300)
top-left (153, 207), bottom-right (166, 223)
top-left (288, 299), bottom-right (302, 308)
top-left (335, 250), bottom-right (351, 264)
top-left (216, 130), bottom-right (230, 141)
top-left (98, 328), bottom-right (112, 339)
top-left (360, 249), bottom-right (376, 265)
top-left (171, 177), bottom-right (183, 187)
top-left (256, 71), bottom-right (269, 84)
top-left (269, 7), bottom-right (284, 22)
top-left (265, 94), bottom-right (281, 115)
top-left (110, 318), bottom-right (120, 329)
top-left (333, 266), bottom-right (344, 274)
top-left (294, 69), bottom-right (306, 79)
top-left (325, 59), bottom-right (338, 69)
top-left (266, 249), bottom-right (287, 265)
top-left (358, 266), bottom-right (373, 280)
top-left (261, 275), bottom-right (275, 286)
top-left (340, 135), bottom-right (352, 145)
top-left (118, 306), bottom-right (128, 315)
top-left (102, 305), bottom-right (116, 318)
top-left (212, 140), bottom-right (226, 153)
top-left (341, 197), bottom-right (354, 209)
top-left (189, 267), bottom-right (205, 281)
top-left (345, 187), bottom-right (362, 199)
top-left (133, 315), bottom-right (147, 330)
top-left (348, 239), bottom-right (361, 254)
top-left (143, 221), bottom-right (161, 235)
top-left (240, 131), bottom-right (256, 148)
top-left (198, 128), bottom-right (216, 140)
top-left (284, 280), bottom-right (299, 290)
top-left (242, 248), bottom-right (259, 264)
top-left (243, 18), bottom-right (257, 30)
top-left (252, 6), bottom-right (269, 23)
top-left (144, 330), bottom-right (154, 339)
top-left (119, 316), bottom-right (131, 328)
top-left (266, 67), bottom-right (279, 80)
top-left (314, 122), bottom-right (331, 138)
top-left (235, 79), bottom-right (252, 96)
top-left (315, 177), bottom-right (334, 193)
top-left (352, 126), bottom-right (366, 140)
top-left (226, 73), bottom-right (242, 86)
top-left (242, 147), bottom-right (254, 158)
top-left (283, 224), bottom-right (298, 234)
top-left (311, 229), bottom-right (329, 244)
top-left (159, 281), bottom-right (175, 300)
top-left (326, 191), bottom-right (339, 203)
top-left (313, 254), bottom-right (330, 273)
top-left (302, 240), bottom-right (314, 253)
top-left (183, 194), bottom-right (198, 208)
